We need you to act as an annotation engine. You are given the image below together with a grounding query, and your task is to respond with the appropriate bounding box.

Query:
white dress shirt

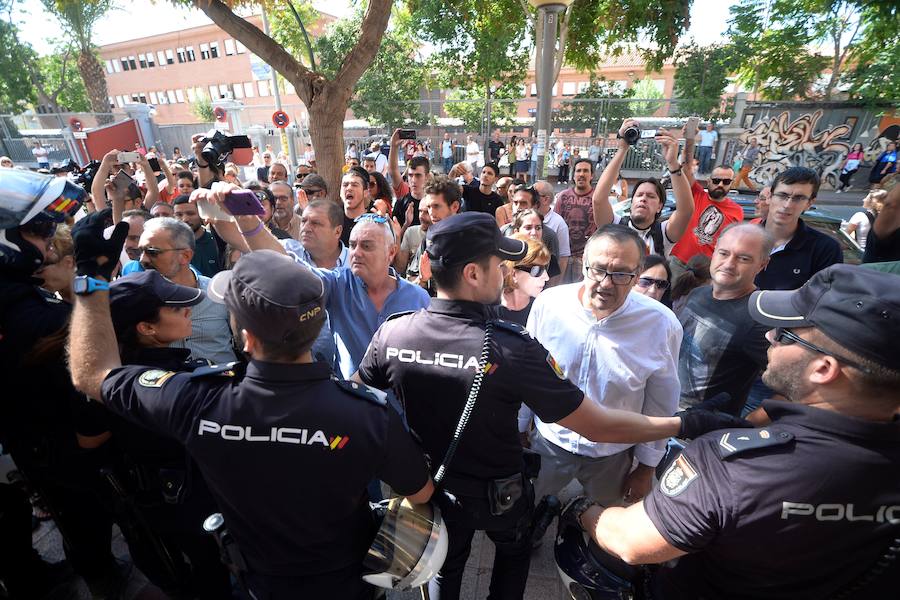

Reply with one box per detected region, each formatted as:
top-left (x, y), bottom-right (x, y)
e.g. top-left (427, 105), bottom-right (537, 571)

top-left (522, 284), bottom-right (682, 466)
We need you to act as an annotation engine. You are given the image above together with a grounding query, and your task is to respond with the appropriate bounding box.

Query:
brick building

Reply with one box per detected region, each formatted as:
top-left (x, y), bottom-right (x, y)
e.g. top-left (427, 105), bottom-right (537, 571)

top-left (97, 13), bottom-right (334, 125)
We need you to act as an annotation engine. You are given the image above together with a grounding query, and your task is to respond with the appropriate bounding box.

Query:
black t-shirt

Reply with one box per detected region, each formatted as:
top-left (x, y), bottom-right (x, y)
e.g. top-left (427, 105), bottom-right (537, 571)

top-left (677, 286), bottom-right (769, 414)
top-left (358, 299), bottom-right (584, 484)
top-left (489, 140), bottom-right (505, 162)
top-left (341, 214), bottom-right (356, 246)
top-left (755, 219), bottom-right (842, 290)
top-left (462, 186), bottom-right (504, 216)
top-left (101, 360), bottom-right (429, 577)
top-left (863, 227), bottom-right (900, 264)
top-left (496, 298), bottom-right (535, 327)
top-left (644, 401), bottom-right (900, 600)
top-left (392, 193), bottom-right (421, 228)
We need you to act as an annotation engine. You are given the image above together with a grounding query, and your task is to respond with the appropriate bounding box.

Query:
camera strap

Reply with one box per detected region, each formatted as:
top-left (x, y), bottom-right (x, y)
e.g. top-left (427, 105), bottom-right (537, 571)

top-left (433, 321), bottom-right (493, 486)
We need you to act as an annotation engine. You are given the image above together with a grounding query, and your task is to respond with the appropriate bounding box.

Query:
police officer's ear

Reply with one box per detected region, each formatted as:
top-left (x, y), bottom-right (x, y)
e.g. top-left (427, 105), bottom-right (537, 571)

top-left (135, 321), bottom-right (155, 338)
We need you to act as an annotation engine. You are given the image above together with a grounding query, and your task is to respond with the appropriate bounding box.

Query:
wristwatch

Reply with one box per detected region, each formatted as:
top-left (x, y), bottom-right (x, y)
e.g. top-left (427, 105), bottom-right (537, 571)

top-left (73, 275), bottom-right (110, 295)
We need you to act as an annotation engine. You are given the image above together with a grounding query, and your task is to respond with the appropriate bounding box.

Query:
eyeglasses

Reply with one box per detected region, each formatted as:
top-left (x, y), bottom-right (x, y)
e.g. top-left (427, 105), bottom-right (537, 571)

top-left (636, 276), bottom-right (670, 290)
top-left (514, 264), bottom-right (547, 278)
top-left (771, 191), bottom-right (812, 204)
top-left (141, 246), bottom-right (187, 257)
top-left (710, 178), bottom-right (733, 186)
top-left (584, 265), bottom-right (637, 285)
top-left (771, 328), bottom-right (871, 374)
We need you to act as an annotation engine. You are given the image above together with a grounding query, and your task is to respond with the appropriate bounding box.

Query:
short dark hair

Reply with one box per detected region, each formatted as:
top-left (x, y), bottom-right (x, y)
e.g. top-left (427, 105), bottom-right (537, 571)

top-left (585, 224), bottom-right (646, 271)
top-left (363, 155), bottom-right (377, 164)
top-left (172, 194), bottom-right (191, 206)
top-left (306, 198), bottom-right (344, 229)
top-left (641, 253), bottom-right (671, 283)
top-left (424, 175), bottom-right (461, 209)
top-left (346, 166), bottom-right (369, 187)
top-left (122, 209), bottom-right (150, 220)
top-left (408, 156), bottom-right (430, 172)
top-left (482, 162), bottom-right (499, 177)
top-left (431, 254), bottom-right (493, 292)
top-left (630, 177), bottom-right (667, 220)
top-left (232, 313), bottom-right (323, 362)
top-left (770, 166), bottom-right (820, 199)
top-left (300, 174), bottom-right (328, 194)
top-left (176, 170), bottom-right (193, 180)
top-left (573, 158), bottom-right (594, 173)
top-left (514, 186), bottom-right (540, 208)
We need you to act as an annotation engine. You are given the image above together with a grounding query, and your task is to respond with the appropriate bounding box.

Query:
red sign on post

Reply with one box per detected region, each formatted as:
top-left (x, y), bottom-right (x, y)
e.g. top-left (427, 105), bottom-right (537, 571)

top-left (272, 110), bottom-right (290, 129)
top-left (69, 117), bottom-right (83, 132)
top-left (213, 107), bottom-right (227, 123)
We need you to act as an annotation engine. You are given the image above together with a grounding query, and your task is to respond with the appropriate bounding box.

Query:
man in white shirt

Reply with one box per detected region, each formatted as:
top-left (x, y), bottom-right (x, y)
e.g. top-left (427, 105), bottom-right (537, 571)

top-left (465, 135), bottom-right (481, 170)
top-left (522, 224), bottom-right (681, 508)
top-left (697, 123), bottom-right (718, 175)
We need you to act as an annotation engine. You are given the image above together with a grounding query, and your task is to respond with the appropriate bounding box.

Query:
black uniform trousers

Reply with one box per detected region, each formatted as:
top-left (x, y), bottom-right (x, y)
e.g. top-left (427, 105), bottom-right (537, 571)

top-left (245, 564), bottom-right (375, 600)
top-left (429, 486), bottom-right (534, 600)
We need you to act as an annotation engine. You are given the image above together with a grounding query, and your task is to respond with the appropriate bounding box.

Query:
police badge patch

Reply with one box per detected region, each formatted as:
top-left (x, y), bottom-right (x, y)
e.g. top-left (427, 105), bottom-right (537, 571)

top-left (660, 454), bottom-right (699, 497)
top-left (546, 353), bottom-right (566, 380)
top-left (138, 369), bottom-right (176, 388)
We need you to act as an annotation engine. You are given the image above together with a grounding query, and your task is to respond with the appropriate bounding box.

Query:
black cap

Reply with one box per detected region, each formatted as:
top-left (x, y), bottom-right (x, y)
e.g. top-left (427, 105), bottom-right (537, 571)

top-left (109, 271), bottom-right (204, 333)
top-left (425, 213), bottom-right (526, 268)
top-left (749, 264), bottom-right (900, 370)
top-left (207, 250), bottom-right (324, 343)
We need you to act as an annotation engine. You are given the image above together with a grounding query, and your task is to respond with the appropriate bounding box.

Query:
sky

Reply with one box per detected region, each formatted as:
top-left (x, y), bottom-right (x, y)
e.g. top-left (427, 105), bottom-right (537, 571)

top-left (15, 0), bottom-right (734, 58)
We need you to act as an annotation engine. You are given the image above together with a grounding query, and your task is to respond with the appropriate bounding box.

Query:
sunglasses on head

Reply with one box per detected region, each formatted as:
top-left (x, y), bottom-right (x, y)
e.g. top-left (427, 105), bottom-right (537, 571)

top-left (636, 276), bottom-right (669, 290)
top-left (710, 178), bottom-right (733, 186)
top-left (514, 264), bottom-right (547, 278)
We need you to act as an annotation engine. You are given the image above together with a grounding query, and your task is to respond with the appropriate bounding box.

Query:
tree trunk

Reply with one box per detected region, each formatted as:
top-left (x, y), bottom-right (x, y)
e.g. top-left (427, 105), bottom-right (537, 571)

top-left (307, 86), bottom-right (350, 205)
top-left (78, 50), bottom-right (112, 124)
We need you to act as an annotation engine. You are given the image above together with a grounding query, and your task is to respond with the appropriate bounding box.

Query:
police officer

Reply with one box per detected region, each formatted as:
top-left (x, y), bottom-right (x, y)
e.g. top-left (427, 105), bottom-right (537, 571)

top-left (355, 212), bottom-right (743, 599)
top-left (0, 171), bottom-right (122, 593)
top-left (568, 264), bottom-right (900, 599)
top-left (67, 209), bottom-right (435, 600)
top-left (106, 270), bottom-right (231, 598)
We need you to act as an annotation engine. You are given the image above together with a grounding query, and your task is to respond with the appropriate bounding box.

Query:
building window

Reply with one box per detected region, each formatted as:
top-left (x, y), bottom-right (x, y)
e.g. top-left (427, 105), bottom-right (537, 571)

top-left (166, 90), bottom-right (177, 103)
top-left (104, 60), bottom-right (113, 74)
top-left (177, 47), bottom-right (186, 63)
top-left (210, 41), bottom-right (219, 58)
top-left (112, 59), bottom-right (121, 73)
top-left (108, 96), bottom-right (114, 109)
top-left (128, 56), bottom-right (137, 70)
top-left (530, 83), bottom-right (537, 97)
top-left (186, 88), bottom-right (196, 102)
top-left (138, 54), bottom-right (147, 68)
top-left (130, 94), bottom-right (139, 103)
top-left (224, 39), bottom-right (235, 56)
top-left (258, 80), bottom-right (270, 97)
top-left (236, 40), bottom-right (247, 54)
top-left (139, 93), bottom-right (147, 104)
top-left (149, 92), bottom-right (158, 104)
top-left (165, 49), bottom-right (174, 64)
top-left (200, 43), bottom-right (210, 60)
top-left (157, 91), bottom-right (167, 105)
top-left (652, 79), bottom-right (666, 93)
top-left (175, 89), bottom-right (185, 103)
top-left (577, 81), bottom-right (590, 93)
top-left (120, 57), bottom-right (129, 71)
top-left (116, 96), bottom-right (125, 108)
top-left (233, 83), bottom-right (244, 99)
top-left (157, 50), bottom-right (166, 65)
top-left (186, 46), bottom-right (196, 61)
top-left (218, 84), bottom-right (228, 98)
top-left (208, 85), bottom-right (218, 99)
top-left (551, 83), bottom-right (558, 96)
top-left (562, 81), bottom-right (576, 96)
top-left (146, 52), bottom-right (155, 67)
top-left (243, 81), bottom-right (254, 98)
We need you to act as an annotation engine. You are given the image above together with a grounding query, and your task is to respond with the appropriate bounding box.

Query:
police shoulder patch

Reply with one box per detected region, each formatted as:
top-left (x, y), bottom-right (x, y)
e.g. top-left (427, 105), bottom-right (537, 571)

top-left (715, 428), bottom-right (794, 460)
top-left (333, 378), bottom-right (387, 407)
top-left (546, 353), bottom-right (566, 380)
top-left (660, 454), bottom-right (699, 497)
top-left (189, 362), bottom-right (240, 380)
top-left (138, 369), bottom-right (177, 388)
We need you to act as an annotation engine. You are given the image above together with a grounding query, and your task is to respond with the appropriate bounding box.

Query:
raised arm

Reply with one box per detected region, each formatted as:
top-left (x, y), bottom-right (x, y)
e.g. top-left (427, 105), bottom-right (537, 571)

top-left (683, 128), bottom-right (697, 188)
top-left (191, 134), bottom-right (219, 188)
top-left (157, 152), bottom-right (176, 196)
top-left (873, 183), bottom-right (900, 239)
top-left (200, 182), bottom-right (284, 254)
top-left (592, 119), bottom-right (636, 227)
top-left (388, 128), bottom-right (403, 190)
top-left (90, 150), bottom-right (119, 211)
top-left (136, 155), bottom-right (159, 211)
top-left (68, 211), bottom-right (128, 401)
top-left (656, 130), bottom-right (694, 242)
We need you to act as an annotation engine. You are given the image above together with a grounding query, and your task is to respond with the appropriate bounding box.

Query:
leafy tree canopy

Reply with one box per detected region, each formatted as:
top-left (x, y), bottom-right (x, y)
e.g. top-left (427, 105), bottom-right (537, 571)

top-left (672, 43), bottom-right (735, 120)
top-left (555, 76), bottom-right (635, 132)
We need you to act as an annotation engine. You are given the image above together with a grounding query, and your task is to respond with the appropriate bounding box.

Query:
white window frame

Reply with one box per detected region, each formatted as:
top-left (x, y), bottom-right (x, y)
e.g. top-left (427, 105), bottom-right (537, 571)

top-left (175, 89), bottom-right (185, 103)
top-left (146, 52), bottom-right (155, 67)
top-left (112, 59), bottom-right (121, 73)
top-left (120, 56), bottom-right (129, 71)
top-left (165, 49), bottom-right (175, 64)
top-left (233, 83), bottom-right (243, 99)
top-left (562, 81), bottom-right (577, 96)
top-left (210, 41), bottom-right (219, 59)
top-left (236, 40), bottom-right (247, 54)
top-left (224, 39), bottom-right (235, 55)
top-left (200, 43), bottom-right (210, 60)
top-left (104, 60), bottom-right (113, 74)
top-left (157, 50), bottom-right (166, 65)
top-left (257, 80), bottom-right (270, 97)
top-left (186, 46), bottom-right (196, 61)
top-left (166, 90), bottom-right (177, 103)
top-left (138, 53), bottom-right (147, 68)
top-left (208, 85), bottom-right (218, 99)
top-left (243, 81), bottom-right (255, 97)
top-left (149, 92), bottom-right (158, 104)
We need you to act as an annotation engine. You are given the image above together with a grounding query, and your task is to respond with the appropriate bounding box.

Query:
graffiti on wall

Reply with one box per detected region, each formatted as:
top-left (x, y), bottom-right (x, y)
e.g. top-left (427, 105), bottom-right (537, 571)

top-left (865, 124), bottom-right (899, 162)
top-left (739, 110), bottom-right (849, 190)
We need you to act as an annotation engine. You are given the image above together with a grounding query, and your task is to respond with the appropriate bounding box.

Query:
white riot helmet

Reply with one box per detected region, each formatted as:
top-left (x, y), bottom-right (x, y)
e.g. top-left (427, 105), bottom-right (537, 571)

top-left (362, 497), bottom-right (449, 591)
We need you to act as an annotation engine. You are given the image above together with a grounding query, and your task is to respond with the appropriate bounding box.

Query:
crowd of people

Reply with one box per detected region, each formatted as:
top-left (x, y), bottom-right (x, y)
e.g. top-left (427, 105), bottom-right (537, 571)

top-left (0, 115), bottom-right (898, 600)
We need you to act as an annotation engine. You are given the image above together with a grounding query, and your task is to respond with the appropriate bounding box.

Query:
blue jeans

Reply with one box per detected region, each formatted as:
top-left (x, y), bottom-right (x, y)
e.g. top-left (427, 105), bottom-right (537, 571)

top-left (698, 146), bottom-right (713, 174)
top-left (443, 156), bottom-right (452, 173)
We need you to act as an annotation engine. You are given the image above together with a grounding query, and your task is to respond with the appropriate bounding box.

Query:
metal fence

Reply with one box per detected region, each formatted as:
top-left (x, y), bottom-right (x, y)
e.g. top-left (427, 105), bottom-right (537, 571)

top-left (0, 110), bottom-right (129, 166)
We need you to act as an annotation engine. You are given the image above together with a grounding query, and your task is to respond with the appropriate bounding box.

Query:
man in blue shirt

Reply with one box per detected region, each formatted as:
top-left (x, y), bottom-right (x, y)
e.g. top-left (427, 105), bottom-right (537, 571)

top-left (206, 184), bottom-right (430, 378)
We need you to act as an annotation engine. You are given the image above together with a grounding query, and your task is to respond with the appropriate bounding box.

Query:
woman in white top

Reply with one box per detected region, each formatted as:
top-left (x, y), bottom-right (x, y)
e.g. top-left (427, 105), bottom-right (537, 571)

top-left (846, 189), bottom-right (886, 248)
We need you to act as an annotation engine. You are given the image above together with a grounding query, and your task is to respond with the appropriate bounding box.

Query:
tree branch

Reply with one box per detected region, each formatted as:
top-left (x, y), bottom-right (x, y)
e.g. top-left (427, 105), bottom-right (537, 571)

top-left (553, 7), bottom-right (570, 83)
top-left (516, 0), bottom-right (535, 28)
top-left (193, 0), bottom-right (313, 101)
top-left (332, 0), bottom-right (391, 90)
top-left (286, 0), bottom-right (316, 72)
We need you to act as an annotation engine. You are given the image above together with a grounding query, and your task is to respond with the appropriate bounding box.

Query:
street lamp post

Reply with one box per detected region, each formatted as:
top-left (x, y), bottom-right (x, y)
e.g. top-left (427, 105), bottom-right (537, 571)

top-left (528, 0), bottom-right (572, 180)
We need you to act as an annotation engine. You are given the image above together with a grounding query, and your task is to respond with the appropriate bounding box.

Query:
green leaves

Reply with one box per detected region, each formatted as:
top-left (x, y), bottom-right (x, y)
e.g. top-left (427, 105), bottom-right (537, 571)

top-left (0, 18), bottom-right (35, 111)
top-left (672, 44), bottom-right (733, 120)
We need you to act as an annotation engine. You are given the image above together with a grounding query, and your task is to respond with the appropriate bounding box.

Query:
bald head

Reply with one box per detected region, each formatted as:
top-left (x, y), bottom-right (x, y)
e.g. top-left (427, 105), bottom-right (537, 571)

top-left (718, 223), bottom-right (774, 260)
top-left (533, 180), bottom-right (555, 213)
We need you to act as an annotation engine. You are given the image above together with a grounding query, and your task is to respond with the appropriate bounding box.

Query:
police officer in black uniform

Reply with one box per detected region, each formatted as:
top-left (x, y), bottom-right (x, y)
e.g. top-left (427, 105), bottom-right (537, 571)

top-left (0, 171), bottom-right (122, 593)
top-left (67, 211), bottom-right (435, 600)
top-left (567, 263), bottom-right (900, 599)
top-left (106, 270), bottom-right (231, 598)
top-left (356, 212), bottom-right (741, 600)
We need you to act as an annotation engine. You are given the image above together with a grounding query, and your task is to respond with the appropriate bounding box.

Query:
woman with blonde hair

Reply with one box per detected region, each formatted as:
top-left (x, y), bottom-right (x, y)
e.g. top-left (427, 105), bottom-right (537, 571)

top-left (498, 233), bottom-right (550, 326)
top-left (846, 188), bottom-right (886, 248)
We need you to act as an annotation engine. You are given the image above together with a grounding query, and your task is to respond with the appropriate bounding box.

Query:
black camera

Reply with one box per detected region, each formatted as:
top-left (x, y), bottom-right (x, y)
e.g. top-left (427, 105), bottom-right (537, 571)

top-left (72, 160), bottom-right (101, 189)
top-left (199, 130), bottom-right (252, 168)
top-left (49, 159), bottom-right (78, 175)
top-left (620, 125), bottom-right (641, 145)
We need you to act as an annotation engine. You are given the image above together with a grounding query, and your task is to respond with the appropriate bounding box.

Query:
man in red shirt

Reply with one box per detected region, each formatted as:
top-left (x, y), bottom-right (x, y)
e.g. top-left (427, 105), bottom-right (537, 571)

top-left (670, 135), bottom-right (743, 281)
top-left (554, 158), bottom-right (596, 282)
